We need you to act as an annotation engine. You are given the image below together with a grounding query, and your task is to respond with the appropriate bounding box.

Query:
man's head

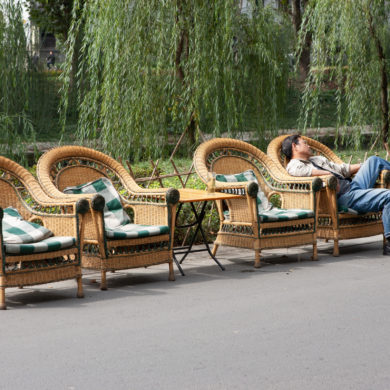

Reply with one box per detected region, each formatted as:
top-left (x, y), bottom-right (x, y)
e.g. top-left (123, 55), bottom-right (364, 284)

top-left (281, 134), bottom-right (312, 160)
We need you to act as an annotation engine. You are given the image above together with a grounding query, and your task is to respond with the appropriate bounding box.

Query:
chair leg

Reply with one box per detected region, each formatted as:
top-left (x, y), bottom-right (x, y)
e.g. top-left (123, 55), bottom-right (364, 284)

top-left (76, 276), bottom-right (84, 298)
top-left (168, 261), bottom-right (175, 281)
top-left (212, 244), bottom-right (219, 257)
top-left (254, 249), bottom-right (262, 268)
top-left (0, 286), bottom-right (6, 310)
top-left (312, 242), bottom-right (318, 261)
top-left (100, 270), bottom-right (107, 290)
top-left (333, 240), bottom-right (340, 257)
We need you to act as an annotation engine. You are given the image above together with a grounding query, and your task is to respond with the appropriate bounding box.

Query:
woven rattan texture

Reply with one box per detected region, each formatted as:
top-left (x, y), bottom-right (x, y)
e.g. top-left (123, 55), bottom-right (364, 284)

top-left (193, 138), bottom-right (318, 267)
top-left (0, 155), bottom-right (84, 309)
top-left (267, 135), bottom-right (385, 256)
top-left (37, 145), bottom-right (177, 289)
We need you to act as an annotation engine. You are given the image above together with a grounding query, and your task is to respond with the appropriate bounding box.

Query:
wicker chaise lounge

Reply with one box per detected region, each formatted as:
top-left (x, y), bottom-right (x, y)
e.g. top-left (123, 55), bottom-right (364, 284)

top-left (193, 138), bottom-right (322, 267)
top-left (0, 155), bottom-right (89, 309)
top-left (36, 145), bottom-right (179, 290)
top-left (267, 135), bottom-right (389, 256)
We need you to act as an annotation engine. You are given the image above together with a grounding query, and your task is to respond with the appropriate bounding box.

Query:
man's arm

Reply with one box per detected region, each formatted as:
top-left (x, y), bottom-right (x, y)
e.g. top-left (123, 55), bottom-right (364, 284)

top-left (311, 168), bottom-right (332, 176)
top-left (349, 163), bottom-right (361, 175)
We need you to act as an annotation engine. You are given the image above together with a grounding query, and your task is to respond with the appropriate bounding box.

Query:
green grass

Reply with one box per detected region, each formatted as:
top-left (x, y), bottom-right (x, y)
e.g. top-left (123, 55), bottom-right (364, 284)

top-left (336, 149), bottom-right (388, 163)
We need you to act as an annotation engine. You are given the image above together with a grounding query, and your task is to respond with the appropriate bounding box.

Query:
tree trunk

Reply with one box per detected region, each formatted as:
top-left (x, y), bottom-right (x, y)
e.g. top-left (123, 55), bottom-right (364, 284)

top-left (291, 0), bottom-right (311, 81)
top-left (175, 1), bottom-right (195, 155)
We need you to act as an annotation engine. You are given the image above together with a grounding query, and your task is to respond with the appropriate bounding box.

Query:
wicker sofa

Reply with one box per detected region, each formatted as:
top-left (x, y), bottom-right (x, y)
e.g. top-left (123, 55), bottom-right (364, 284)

top-left (267, 135), bottom-right (389, 256)
top-left (0, 155), bottom-right (89, 309)
top-left (36, 145), bottom-right (179, 290)
top-left (193, 138), bottom-right (322, 267)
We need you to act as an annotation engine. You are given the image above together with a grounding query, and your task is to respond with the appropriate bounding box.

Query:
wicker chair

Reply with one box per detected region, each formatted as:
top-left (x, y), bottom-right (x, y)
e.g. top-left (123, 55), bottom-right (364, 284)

top-left (193, 138), bottom-right (322, 267)
top-left (267, 135), bottom-right (389, 256)
top-left (36, 146), bottom-right (179, 290)
top-left (0, 155), bottom-right (89, 309)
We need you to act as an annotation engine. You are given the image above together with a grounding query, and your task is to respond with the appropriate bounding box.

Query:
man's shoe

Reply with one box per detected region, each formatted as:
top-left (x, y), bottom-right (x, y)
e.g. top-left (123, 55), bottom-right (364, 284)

top-left (383, 243), bottom-right (390, 255)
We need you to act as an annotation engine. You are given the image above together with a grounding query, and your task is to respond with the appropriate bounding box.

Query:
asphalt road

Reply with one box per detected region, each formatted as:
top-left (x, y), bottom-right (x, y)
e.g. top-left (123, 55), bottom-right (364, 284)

top-left (1, 236), bottom-right (390, 390)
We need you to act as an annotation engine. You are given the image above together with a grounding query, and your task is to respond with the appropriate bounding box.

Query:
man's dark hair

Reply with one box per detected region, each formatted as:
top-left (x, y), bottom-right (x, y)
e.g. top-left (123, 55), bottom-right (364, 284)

top-left (281, 134), bottom-right (301, 160)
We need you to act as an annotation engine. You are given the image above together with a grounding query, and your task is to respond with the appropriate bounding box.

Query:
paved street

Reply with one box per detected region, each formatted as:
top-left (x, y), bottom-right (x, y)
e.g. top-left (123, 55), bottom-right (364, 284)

top-left (2, 236), bottom-right (390, 390)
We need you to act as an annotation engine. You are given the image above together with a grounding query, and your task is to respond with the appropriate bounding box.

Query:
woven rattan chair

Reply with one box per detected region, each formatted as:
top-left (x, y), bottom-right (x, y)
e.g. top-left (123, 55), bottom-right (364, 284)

top-left (37, 146), bottom-right (179, 290)
top-left (0, 155), bottom-right (89, 309)
top-left (193, 138), bottom-right (322, 267)
top-left (267, 135), bottom-right (389, 256)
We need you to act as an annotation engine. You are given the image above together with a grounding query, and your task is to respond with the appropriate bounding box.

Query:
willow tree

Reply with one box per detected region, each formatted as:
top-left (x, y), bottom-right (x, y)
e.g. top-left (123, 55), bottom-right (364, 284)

top-left (298, 0), bottom-right (390, 150)
top-left (0, 0), bottom-right (35, 161)
top-left (61, 0), bottom-right (289, 160)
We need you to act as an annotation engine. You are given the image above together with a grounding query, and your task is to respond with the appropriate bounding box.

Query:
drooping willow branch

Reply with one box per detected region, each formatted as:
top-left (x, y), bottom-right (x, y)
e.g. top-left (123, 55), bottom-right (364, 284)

top-left (61, 0), bottom-right (289, 161)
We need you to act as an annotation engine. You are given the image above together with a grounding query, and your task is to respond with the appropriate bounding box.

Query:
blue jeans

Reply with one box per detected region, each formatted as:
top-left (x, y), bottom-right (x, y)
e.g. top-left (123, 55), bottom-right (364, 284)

top-left (338, 156), bottom-right (390, 237)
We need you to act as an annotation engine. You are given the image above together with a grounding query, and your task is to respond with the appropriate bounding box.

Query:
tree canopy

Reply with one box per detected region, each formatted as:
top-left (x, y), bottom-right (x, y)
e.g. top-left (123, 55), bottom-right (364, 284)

top-left (0, 0), bottom-right (35, 162)
top-left (298, 0), bottom-right (390, 149)
top-left (61, 0), bottom-right (290, 160)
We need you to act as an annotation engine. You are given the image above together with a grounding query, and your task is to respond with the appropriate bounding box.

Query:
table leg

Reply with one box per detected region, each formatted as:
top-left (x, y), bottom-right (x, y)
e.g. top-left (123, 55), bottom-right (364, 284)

top-left (172, 252), bottom-right (185, 276)
top-left (174, 201), bottom-right (225, 271)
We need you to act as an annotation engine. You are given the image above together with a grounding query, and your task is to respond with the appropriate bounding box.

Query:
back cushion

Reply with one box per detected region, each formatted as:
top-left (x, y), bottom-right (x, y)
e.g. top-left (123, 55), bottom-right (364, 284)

top-left (2, 207), bottom-right (53, 244)
top-left (64, 177), bottom-right (130, 229)
top-left (215, 169), bottom-right (272, 212)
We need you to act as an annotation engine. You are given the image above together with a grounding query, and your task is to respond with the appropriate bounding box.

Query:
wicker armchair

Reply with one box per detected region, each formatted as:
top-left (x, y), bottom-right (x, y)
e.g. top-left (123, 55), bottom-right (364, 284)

top-left (0, 155), bottom-right (88, 309)
top-left (36, 146), bottom-right (179, 290)
top-left (193, 138), bottom-right (321, 267)
top-left (267, 135), bottom-right (388, 256)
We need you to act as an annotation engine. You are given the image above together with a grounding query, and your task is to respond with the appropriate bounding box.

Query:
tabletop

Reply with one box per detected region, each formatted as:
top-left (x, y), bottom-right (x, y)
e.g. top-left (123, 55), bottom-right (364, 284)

top-left (178, 188), bottom-right (243, 203)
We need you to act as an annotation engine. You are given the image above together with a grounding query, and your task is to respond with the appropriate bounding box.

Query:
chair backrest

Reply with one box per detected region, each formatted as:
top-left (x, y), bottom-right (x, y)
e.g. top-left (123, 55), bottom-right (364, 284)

top-left (37, 145), bottom-right (142, 199)
top-left (0, 156), bottom-right (57, 221)
top-left (267, 134), bottom-right (346, 216)
top-left (267, 134), bottom-right (344, 169)
top-left (194, 138), bottom-right (284, 199)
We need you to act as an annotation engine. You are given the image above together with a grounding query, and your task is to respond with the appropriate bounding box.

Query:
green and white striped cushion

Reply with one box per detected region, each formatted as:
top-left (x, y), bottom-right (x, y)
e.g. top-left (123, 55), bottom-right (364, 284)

top-left (106, 224), bottom-right (169, 239)
top-left (64, 177), bottom-right (130, 229)
top-left (65, 178), bottom-right (169, 239)
top-left (338, 205), bottom-right (359, 215)
top-left (259, 208), bottom-right (314, 222)
top-left (216, 170), bottom-right (314, 222)
top-left (216, 169), bottom-right (272, 212)
top-left (2, 207), bottom-right (53, 244)
top-left (5, 236), bottom-right (76, 254)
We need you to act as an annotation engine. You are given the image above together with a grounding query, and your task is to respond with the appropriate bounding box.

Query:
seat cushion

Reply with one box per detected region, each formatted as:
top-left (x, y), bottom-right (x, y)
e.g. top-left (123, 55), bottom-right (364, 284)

top-left (259, 208), bottom-right (314, 222)
top-left (338, 205), bottom-right (359, 214)
top-left (5, 236), bottom-right (76, 254)
top-left (3, 207), bottom-right (53, 244)
top-left (64, 177), bottom-right (131, 229)
top-left (216, 169), bottom-right (314, 222)
top-left (106, 224), bottom-right (169, 239)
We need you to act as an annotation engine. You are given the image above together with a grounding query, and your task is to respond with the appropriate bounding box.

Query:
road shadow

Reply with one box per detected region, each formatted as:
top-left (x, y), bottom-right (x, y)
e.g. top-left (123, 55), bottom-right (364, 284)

top-left (3, 236), bottom-right (383, 310)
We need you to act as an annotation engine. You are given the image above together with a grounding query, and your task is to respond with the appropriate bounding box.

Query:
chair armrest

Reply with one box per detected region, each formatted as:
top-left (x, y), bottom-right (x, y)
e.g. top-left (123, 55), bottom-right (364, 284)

top-left (121, 187), bottom-right (180, 206)
top-left (266, 172), bottom-right (323, 194)
top-left (121, 189), bottom-right (179, 226)
top-left (380, 169), bottom-right (390, 188)
top-left (214, 181), bottom-right (258, 196)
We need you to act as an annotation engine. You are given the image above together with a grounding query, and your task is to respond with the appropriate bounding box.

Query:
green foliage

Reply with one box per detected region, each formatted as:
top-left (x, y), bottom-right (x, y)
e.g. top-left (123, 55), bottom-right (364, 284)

top-left (0, 0), bottom-right (36, 163)
top-left (278, 87), bottom-right (340, 129)
top-left (297, 0), bottom-right (390, 149)
top-left (0, 1), bottom-right (79, 163)
top-left (61, 0), bottom-right (290, 161)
